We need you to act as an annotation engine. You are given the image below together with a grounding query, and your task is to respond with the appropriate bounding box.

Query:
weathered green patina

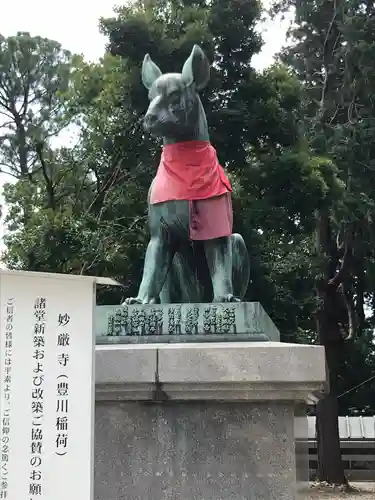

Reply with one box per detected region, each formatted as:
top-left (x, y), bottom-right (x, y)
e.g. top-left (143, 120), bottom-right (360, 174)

top-left (125, 45), bottom-right (250, 305)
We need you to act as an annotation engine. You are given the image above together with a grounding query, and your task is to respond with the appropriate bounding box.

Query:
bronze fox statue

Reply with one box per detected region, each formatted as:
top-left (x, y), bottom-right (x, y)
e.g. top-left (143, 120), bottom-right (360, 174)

top-left (125, 45), bottom-right (249, 304)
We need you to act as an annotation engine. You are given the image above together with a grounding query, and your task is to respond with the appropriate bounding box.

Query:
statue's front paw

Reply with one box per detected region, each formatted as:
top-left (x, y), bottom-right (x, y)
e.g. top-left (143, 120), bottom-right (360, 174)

top-left (122, 296), bottom-right (158, 305)
top-left (122, 297), bottom-right (142, 305)
top-left (213, 294), bottom-right (241, 303)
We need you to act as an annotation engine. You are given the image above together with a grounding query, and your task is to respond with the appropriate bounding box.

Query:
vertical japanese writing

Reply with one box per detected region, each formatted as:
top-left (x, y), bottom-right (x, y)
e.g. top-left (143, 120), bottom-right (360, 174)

top-left (56, 313), bottom-right (70, 457)
top-left (168, 306), bottom-right (182, 335)
top-left (202, 306), bottom-right (236, 334)
top-left (0, 298), bottom-right (14, 499)
top-left (185, 306), bottom-right (199, 335)
top-left (29, 297), bottom-right (46, 498)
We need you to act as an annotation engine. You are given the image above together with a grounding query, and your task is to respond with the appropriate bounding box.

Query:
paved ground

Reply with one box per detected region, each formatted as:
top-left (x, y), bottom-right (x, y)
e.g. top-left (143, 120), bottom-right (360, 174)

top-left (301, 483), bottom-right (375, 499)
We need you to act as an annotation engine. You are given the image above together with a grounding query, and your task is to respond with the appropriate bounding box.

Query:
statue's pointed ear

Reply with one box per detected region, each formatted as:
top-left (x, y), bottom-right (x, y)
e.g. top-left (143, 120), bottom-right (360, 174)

top-left (181, 44), bottom-right (210, 90)
top-left (142, 54), bottom-right (162, 90)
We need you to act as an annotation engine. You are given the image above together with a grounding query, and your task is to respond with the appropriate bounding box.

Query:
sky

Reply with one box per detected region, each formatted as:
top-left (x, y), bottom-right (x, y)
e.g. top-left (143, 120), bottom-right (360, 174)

top-left (0, 0), bottom-right (293, 255)
top-left (0, 1), bottom-right (291, 67)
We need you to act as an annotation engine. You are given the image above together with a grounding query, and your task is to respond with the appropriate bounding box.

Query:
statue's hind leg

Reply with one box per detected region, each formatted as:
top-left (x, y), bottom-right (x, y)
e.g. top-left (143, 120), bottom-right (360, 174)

top-left (204, 236), bottom-right (239, 302)
top-left (231, 233), bottom-right (250, 300)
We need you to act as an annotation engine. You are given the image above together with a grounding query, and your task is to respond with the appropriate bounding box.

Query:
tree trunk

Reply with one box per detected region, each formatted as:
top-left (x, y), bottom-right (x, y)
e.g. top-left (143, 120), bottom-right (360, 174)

top-left (315, 208), bottom-right (347, 485)
top-left (316, 343), bottom-right (347, 484)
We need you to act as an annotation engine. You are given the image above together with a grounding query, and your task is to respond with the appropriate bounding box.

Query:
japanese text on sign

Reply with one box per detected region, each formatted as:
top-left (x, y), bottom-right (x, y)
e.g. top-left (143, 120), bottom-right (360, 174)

top-left (0, 298), bottom-right (15, 500)
top-left (56, 313), bottom-right (71, 457)
top-left (29, 297), bottom-right (46, 498)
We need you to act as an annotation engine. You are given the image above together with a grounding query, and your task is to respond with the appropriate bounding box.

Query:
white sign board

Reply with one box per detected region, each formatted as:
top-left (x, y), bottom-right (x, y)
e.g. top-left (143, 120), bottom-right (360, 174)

top-left (0, 271), bottom-right (99, 500)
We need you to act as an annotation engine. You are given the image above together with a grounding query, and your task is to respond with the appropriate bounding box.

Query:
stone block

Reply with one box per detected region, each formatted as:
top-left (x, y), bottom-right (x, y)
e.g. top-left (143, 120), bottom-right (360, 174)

top-left (95, 345), bottom-right (157, 400)
top-left (95, 402), bottom-right (298, 500)
top-left (95, 302), bottom-right (280, 343)
top-left (158, 342), bottom-right (325, 400)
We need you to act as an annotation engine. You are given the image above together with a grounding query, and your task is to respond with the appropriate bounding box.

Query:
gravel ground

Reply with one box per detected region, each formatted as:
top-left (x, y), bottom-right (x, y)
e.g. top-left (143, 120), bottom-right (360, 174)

top-left (301, 483), bottom-right (375, 500)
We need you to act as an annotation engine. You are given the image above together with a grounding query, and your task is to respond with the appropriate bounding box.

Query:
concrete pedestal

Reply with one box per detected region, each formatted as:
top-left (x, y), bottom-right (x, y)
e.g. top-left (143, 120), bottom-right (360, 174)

top-left (94, 342), bottom-right (326, 500)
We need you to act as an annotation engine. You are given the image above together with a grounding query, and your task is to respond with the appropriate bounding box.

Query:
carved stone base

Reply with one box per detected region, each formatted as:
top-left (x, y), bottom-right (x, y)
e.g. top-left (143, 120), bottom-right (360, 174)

top-left (95, 302), bottom-right (280, 343)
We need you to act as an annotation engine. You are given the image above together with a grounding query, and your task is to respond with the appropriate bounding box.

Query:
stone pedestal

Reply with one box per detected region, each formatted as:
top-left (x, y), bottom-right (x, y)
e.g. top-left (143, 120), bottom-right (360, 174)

top-left (94, 342), bottom-right (326, 500)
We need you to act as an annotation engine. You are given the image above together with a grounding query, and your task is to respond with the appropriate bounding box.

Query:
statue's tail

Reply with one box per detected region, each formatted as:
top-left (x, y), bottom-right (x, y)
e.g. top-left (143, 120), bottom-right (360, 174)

top-left (231, 233), bottom-right (250, 300)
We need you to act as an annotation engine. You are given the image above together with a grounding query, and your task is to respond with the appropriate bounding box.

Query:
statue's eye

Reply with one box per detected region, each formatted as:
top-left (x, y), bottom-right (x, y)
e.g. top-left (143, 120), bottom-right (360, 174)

top-left (169, 92), bottom-right (180, 104)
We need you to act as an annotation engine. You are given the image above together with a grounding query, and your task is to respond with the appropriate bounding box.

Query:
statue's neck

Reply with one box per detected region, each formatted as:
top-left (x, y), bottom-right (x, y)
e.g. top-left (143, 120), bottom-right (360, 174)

top-left (163, 99), bottom-right (209, 145)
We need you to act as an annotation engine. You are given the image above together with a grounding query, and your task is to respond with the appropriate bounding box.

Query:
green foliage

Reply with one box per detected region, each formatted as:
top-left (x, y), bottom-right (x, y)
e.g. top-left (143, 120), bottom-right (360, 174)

top-left (270, 0), bottom-right (375, 484)
top-left (0, 32), bottom-right (76, 177)
top-left (276, 0), bottom-right (375, 339)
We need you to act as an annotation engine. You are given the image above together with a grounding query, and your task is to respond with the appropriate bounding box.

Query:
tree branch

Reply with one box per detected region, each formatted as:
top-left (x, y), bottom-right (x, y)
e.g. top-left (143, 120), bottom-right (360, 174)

top-left (35, 142), bottom-right (56, 210)
top-left (327, 244), bottom-right (352, 288)
top-left (86, 162), bottom-right (121, 217)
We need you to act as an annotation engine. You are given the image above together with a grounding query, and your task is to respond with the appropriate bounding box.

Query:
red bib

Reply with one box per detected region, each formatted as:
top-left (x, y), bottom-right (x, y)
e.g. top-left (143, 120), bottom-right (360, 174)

top-left (150, 140), bottom-right (232, 204)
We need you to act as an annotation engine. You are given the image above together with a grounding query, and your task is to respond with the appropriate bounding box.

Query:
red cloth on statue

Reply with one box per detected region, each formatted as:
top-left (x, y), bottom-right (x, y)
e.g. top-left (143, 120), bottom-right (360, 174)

top-left (188, 194), bottom-right (233, 240)
top-left (149, 140), bottom-right (232, 204)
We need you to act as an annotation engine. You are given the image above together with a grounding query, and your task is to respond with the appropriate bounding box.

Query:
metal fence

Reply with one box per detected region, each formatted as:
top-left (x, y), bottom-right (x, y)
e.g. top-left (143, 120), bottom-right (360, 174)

top-left (295, 416), bottom-right (375, 481)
